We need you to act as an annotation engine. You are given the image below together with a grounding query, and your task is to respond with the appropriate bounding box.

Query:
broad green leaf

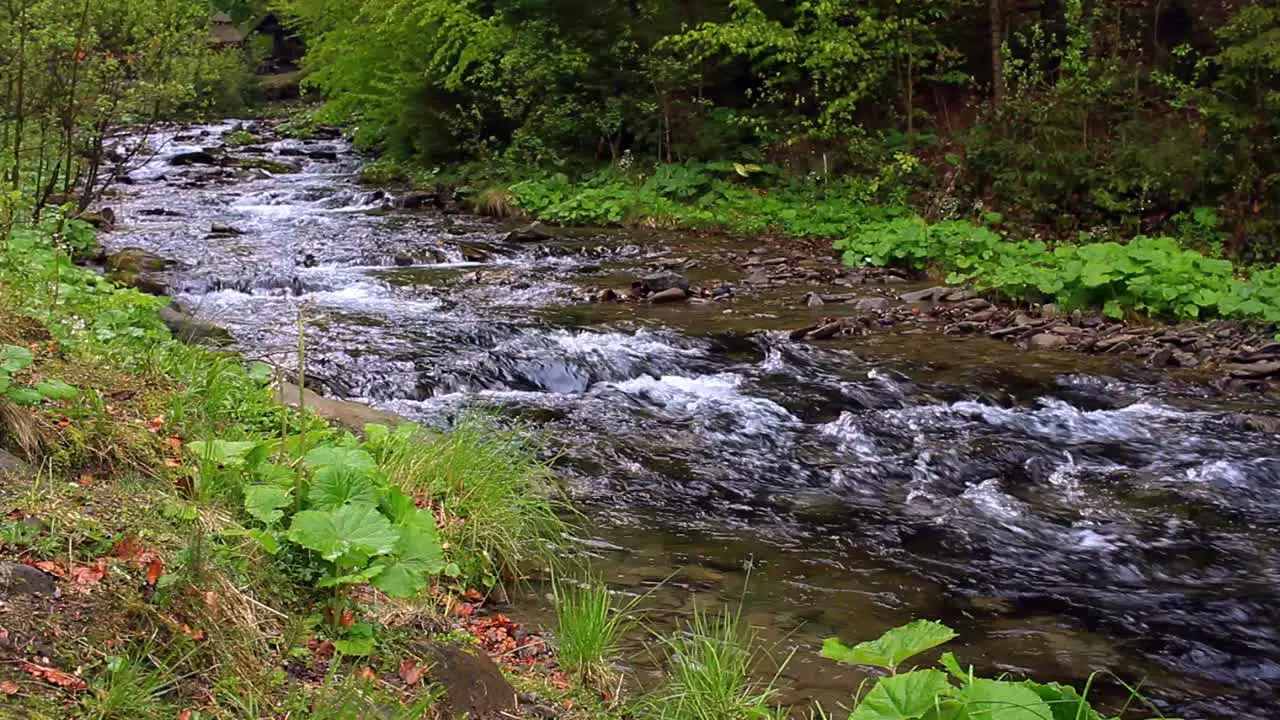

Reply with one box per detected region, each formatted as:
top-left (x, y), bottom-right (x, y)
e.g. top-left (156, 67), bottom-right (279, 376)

top-left (307, 467), bottom-right (379, 510)
top-left (247, 362), bottom-right (274, 383)
top-left (333, 635), bottom-right (375, 656)
top-left (379, 485), bottom-right (418, 525)
top-left (371, 523), bottom-right (445, 598)
top-left (317, 564), bottom-right (385, 588)
top-left (0, 374), bottom-right (10, 394)
top-left (824, 620), bottom-right (958, 671)
top-left (850, 670), bottom-right (953, 720)
top-left (939, 652), bottom-right (968, 683)
top-left (363, 423), bottom-right (391, 447)
top-left (255, 462), bottom-right (295, 487)
top-left (188, 440), bottom-right (261, 467)
top-left (1, 345), bottom-right (33, 373)
top-left (247, 528), bottom-right (281, 555)
top-left (6, 388), bottom-right (43, 405)
top-left (35, 380), bottom-right (78, 401)
top-left (287, 505), bottom-right (399, 563)
top-left (244, 485), bottom-right (292, 525)
top-left (958, 679), bottom-right (1054, 720)
top-left (1021, 682), bottom-right (1103, 720)
top-left (303, 445), bottom-right (377, 475)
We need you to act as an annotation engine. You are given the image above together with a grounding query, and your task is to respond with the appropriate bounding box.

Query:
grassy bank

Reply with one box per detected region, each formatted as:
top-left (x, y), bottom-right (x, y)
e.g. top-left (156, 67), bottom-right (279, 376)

top-left (364, 157), bottom-right (1280, 328)
top-left (0, 214), bottom-right (566, 717)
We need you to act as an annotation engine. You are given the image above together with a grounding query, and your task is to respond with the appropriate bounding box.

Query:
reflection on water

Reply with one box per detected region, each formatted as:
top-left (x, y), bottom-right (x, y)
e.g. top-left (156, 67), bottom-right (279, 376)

top-left (107, 123), bottom-right (1280, 719)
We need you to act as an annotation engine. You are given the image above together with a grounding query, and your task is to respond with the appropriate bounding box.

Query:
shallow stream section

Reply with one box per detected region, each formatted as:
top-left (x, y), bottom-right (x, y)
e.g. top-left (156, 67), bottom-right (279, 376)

top-left (104, 122), bottom-right (1280, 719)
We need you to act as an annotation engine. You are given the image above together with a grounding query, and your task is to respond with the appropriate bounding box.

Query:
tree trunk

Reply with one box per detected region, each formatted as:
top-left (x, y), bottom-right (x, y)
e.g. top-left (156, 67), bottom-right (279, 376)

top-left (990, 0), bottom-right (1005, 105)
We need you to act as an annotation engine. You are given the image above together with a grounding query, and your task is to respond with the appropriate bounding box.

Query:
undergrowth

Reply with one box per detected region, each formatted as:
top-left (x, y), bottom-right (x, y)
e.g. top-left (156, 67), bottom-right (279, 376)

top-left (0, 209), bottom-right (563, 716)
top-left (432, 160), bottom-right (1280, 325)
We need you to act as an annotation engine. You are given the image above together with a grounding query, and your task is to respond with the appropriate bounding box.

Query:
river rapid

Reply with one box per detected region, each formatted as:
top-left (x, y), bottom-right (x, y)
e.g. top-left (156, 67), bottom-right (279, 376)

top-left (103, 122), bottom-right (1280, 719)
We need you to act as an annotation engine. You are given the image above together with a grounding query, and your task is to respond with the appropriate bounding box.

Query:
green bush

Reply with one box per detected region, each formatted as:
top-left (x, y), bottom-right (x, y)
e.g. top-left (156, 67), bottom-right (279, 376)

top-left (835, 217), bottom-right (1280, 322)
top-left (824, 620), bottom-right (1158, 720)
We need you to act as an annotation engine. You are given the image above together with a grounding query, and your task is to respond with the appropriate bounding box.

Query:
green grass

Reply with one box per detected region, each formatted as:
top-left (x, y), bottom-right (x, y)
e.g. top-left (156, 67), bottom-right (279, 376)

top-left (552, 573), bottom-right (636, 693)
top-left (373, 416), bottom-right (566, 587)
top-left (638, 604), bottom-right (785, 720)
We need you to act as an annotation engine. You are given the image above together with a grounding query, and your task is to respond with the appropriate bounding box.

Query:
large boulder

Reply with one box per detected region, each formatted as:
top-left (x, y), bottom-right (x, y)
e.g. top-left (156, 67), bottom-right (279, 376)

top-left (105, 248), bottom-right (175, 296)
top-left (275, 381), bottom-right (405, 431)
top-left (169, 151), bottom-right (220, 166)
top-left (638, 271), bottom-right (690, 294)
top-left (412, 640), bottom-right (517, 718)
top-left (159, 304), bottom-right (233, 347)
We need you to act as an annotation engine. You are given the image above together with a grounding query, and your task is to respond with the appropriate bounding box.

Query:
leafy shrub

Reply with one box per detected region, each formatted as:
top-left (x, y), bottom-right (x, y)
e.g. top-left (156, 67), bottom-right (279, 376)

top-left (367, 417), bottom-right (563, 588)
top-left (835, 217), bottom-right (1280, 322)
top-left (824, 620), bottom-right (1147, 720)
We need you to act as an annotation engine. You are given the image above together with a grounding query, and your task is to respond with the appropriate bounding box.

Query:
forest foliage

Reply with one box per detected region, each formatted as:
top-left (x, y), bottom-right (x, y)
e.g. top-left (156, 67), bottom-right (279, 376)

top-left (0, 0), bottom-right (247, 217)
top-left (280, 0), bottom-right (1280, 260)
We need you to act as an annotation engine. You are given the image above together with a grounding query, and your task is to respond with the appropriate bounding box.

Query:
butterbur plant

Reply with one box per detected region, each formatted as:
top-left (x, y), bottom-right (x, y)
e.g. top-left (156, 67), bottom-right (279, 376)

top-left (0, 344), bottom-right (78, 406)
top-left (193, 437), bottom-right (445, 653)
top-left (823, 620), bottom-right (1157, 720)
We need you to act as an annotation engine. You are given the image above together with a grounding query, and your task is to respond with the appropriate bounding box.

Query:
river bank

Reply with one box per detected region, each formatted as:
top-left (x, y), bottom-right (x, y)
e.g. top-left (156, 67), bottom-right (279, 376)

top-left (62, 117), bottom-right (1280, 719)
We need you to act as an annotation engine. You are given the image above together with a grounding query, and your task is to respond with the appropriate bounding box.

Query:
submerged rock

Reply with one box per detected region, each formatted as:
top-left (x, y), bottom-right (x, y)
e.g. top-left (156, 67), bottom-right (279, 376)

top-left (169, 151), bottom-right (219, 166)
top-left (159, 304), bottom-right (233, 347)
top-left (505, 223), bottom-right (552, 243)
top-left (900, 286), bottom-right (948, 303)
top-left (1027, 333), bottom-right (1069, 350)
top-left (639, 271), bottom-right (690, 294)
top-left (649, 287), bottom-right (689, 304)
top-left (106, 248), bottom-right (175, 295)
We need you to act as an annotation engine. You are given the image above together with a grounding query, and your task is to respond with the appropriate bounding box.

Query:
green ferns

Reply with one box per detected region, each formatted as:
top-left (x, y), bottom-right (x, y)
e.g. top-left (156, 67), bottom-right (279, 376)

top-left (836, 218), bottom-right (1280, 322)
top-left (825, 620), bottom-right (1141, 720)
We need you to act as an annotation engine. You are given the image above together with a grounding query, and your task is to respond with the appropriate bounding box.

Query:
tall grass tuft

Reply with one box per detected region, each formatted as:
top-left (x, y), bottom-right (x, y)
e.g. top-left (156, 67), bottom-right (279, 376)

top-left (472, 185), bottom-right (519, 218)
top-left (374, 414), bottom-right (564, 585)
top-left (553, 572), bottom-right (636, 693)
top-left (638, 603), bottom-right (785, 720)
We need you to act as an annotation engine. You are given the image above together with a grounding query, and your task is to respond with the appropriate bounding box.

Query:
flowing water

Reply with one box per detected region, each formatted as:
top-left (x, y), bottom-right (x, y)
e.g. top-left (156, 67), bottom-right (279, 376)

top-left (105, 123), bottom-right (1280, 719)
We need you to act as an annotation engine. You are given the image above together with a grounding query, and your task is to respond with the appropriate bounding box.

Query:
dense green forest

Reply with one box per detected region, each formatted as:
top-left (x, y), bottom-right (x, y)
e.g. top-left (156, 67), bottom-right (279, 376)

top-left (278, 0), bottom-right (1280, 263)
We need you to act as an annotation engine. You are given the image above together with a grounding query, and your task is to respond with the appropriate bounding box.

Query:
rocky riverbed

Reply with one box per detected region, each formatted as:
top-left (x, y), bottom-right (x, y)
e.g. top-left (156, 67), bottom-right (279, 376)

top-left (87, 119), bottom-right (1280, 719)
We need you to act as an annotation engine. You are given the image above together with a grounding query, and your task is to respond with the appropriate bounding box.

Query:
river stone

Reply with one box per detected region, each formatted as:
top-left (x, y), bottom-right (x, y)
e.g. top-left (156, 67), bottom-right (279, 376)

top-left (0, 561), bottom-right (57, 598)
top-left (169, 150), bottom-right (219, 166)
top-left (958, 297), bottom-right (991, 311)
top-left (159, 304), bottom-right (233, 347)
top-left (1171, 350), bottom-right (1199, 368)
top-left (1027, 333), bottom-right (1069, 350)
top-left (505, 223), bottom-right (552, 243)
top-left (648, 287), bottom-right (689, 304)
top-left (210, 222), bottom-right (245, 236)
top-left (276, 381), bottom-right (405, 431)
top-left (802, 292), bottom-right (824, 308)
top-left (900, 286), bottom-right (947, 303)
top-left (78, 207), bottom-right (116, 230)
top-left (412, 640), bottom-right (517, 718)
top-left (1226, 360), bottom-right (1280, 379)
top-left (105, 248), bottom-right (171, 274)
top-left (943, 289), bottom-right (978, 302)
top-left (0, 449), bottom-right (29, 476)
top-left (640, 271), bottom-right (690, 294)
top-left (394, 191), bottom-right (437, 210)
top-left (853, 297), bottom-right (890, 312)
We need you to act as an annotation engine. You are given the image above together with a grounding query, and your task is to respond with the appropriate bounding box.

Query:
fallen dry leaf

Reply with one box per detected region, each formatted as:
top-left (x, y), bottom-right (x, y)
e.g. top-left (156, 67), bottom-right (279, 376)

top-left (69, 559), bottom-right (106, 585)
top-left (398, 659), bottom-right (423, 686)
top-left (147, 415), bottom-right (165, 433)
top-left (163, 457), bottom-right (182, 468)
top-left (180, 624), bottom-right (205, 641)
top-left (32, 561), bottom-right (65, 578)
top-left (77, 474), bottom-right (94, 487)
top-left (357, 667), bottom-right (376, 681)
top-left (1, 679), bottom-right (18, 695)
top-left (177, 710), bottom-right (192, 720)
top-left (165, 436), bottom-right (183, 452)
top-left (111, 536), bottom-right (144, 561)
top-left (145, 557), bottom-right (164, 586)
top-left (339, 610), bottom-right (355, 628)
top-left (20, 662), bottom-right (86, 691)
